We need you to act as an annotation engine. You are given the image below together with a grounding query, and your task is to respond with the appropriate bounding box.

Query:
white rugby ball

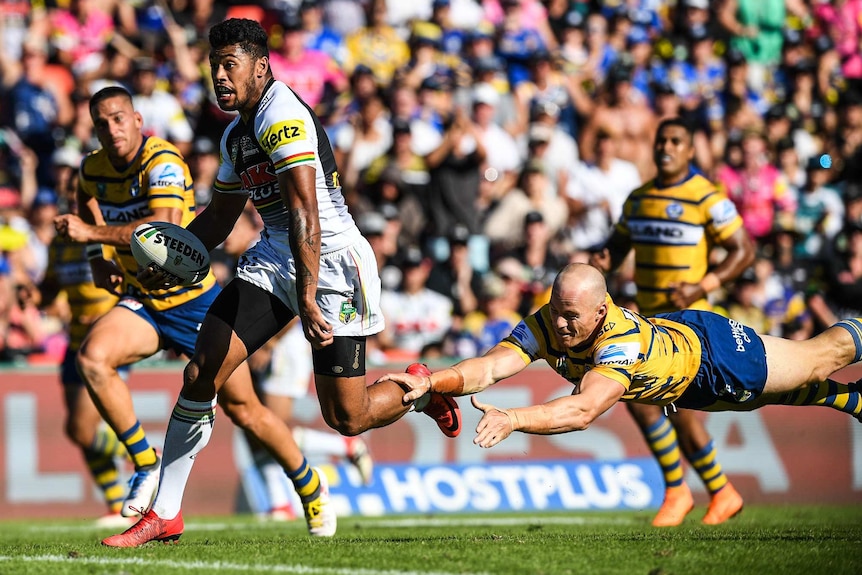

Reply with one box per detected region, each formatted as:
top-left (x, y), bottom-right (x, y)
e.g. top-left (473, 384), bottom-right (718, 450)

top-left (131, 221), bottom-right (210, 286)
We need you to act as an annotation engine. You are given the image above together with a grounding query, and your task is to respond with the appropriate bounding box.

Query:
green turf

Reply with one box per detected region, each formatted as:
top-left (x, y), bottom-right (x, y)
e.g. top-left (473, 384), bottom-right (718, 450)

top-left (0, 506), bottom-right (860, 574)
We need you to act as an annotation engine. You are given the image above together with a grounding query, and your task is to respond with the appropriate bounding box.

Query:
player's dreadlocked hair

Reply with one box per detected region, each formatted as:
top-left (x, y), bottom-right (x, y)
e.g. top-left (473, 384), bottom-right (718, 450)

top-left (209, 18), bottom-right (269, 60)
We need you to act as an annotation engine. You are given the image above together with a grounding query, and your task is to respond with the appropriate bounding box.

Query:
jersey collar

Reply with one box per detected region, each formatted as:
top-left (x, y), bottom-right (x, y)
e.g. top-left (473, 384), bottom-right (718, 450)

top-left (654, 165), bottom-right (701, 190)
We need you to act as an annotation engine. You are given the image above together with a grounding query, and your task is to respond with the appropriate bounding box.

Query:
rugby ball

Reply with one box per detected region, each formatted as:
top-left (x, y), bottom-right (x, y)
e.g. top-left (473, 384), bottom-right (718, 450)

top-left (130, 221), bottom-right (210, 286)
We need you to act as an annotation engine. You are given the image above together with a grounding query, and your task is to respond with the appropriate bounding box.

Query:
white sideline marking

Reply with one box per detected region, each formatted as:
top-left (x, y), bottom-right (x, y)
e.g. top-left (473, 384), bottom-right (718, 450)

top-left (26, 515), bottom-right (635, 533)
top-left (0, 555), bottom-right (484, 575)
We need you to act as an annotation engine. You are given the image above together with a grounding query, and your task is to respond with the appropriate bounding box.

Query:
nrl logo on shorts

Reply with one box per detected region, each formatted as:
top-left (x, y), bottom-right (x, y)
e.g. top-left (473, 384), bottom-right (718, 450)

top-left (339, 299), bottom-right (357, 324)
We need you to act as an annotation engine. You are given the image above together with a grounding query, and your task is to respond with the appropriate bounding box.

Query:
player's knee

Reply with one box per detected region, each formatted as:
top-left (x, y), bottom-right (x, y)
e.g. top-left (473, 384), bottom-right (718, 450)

top-left (321, 411), bottom-right (365, 437)
top-left (75, 345), bottom-right (110, 387)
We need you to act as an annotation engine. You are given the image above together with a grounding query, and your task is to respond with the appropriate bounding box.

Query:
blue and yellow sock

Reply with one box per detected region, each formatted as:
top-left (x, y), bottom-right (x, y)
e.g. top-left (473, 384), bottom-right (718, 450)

top-left (117, 421), bottom-right (157, 470)
top-left (834, 318), bottom-right (862, 363)
top-left (778, 380), bottom-right (862, 418)
top-left (644, 416), bottom-right (684, 488)
top-left (685, 440), bottom-right (729, 496)
top-left (84, 426), bottom-right (126, 514)
top-left (287, 458), bottom-right (320, 503)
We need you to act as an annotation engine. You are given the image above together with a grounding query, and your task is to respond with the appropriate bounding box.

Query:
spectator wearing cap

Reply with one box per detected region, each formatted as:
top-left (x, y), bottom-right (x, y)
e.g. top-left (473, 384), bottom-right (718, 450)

top-left (131, 56), bottom-right (194, 157)
top-left (794, 155), bottom-right (843, 262)
top-left (428, 0), bottom-right (468, 57)
top-left (502, 209), bottom-right (568, 313)
top-left (299, 0), bottom-right (347, 66)
top-left (716, 128), bottom-right (796, 242)
top-left (625, 26), bottom-right (662, 107)
top-left (565, 128), bottom-right (641, 253)
top-left (344, 0), bottom-right (410, 86)
top-left (718, 0), bottom-right (786, 94)
top-left (582, 12), bottom-right (618, 85)
top-left (377, 245), bottom-right (453, 362)
top-left (471, 82), bottom-right (521, 207)
top-left (50, 142), bottom-right (82, 207)
top-left (357, 210), bottom-right (402, 291)
top-left (556, 9), bottom-right (588, 75)
top-left (269, 14), bottom-right (348, 114)
top-left (396, 21), bottom-right (469, 94)
top-left (669, 27), bottom-right (725, 126)
top-left (483, 157), bottom-right (568, 253)
top-left (578, 59), bottom-right (658, 182)
top-left (426, 223), bottom-right (483, 318)
top-left (457, 270), bottom-right (522, 356)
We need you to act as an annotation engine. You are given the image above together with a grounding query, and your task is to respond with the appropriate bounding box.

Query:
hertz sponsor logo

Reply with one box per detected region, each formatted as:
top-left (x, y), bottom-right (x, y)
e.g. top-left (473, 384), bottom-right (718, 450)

top-left (261, 121), bottom-right (306, 153)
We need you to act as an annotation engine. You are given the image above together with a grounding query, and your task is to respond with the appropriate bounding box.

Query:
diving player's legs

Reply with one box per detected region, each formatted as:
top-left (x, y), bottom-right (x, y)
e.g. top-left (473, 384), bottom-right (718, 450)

top-left (76, 303), bottom-right (163, 516)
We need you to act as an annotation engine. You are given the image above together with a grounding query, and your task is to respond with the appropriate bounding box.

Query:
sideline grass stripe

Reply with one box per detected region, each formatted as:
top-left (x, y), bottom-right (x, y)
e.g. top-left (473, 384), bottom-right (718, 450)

top-left (0, 555), bottom-right (486, 575)
top-left (24, 515), bottom-right (636, 533)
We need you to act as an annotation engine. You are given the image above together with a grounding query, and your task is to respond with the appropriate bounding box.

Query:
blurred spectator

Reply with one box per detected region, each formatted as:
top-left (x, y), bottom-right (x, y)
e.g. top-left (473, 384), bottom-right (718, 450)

top-left (48, 0), bottom-right (116, 85)
top-left (808, 219), bottom-right (862, 331)
top-left (724, 267), bottom-right (769, 334)
top-left (187, 137), bottom-right (219, 208)
top-left (299, 0), bottom-right (347, 66)
top-left (503, 210), bottom-right (568, 310)
top-left (1, 281), bottom-right (45, 362)
top-left (496, 0), bottom-right (549, 89)
top-left (521, 100), bottom-right (578, 196)
top-left (457, 272), bottom-right (522, 356)
top-left (565, 128), bottom-right (640, 252)
top-left (794, 155), bottom-right (843, 262)
top-left (424, 107), bottom-right (486, 236)
top-left (483, 158), bottom-right (568, 253)
top-left (333, 89), bottom-right (392, 196)
top-left (471, 82), bottom-right (521, 208)
top-left (130, 56), bottom-right (193, 157)
top-left (343, 0), bottom-right (409, 86)
top-left (764, 103), bottom-right (817, 168)
top-left (269, 14), bottom-right (348, 116)
top-left (377, 245), bottom-right (453, 362)
top-left (813, 0), bottom-right (862, 81)
top-left (357, 209), bottom-right (401, 292)
top-left (717, 129), bottom-right (796, 242)
top-left (426, 223), bottom-right (482, 319)
top-left (514, 50), bottom-right (577, 139)
top-left (579, 60), bottom-right (656, 181)
top-left (718, 0), bottom-right (786, 93)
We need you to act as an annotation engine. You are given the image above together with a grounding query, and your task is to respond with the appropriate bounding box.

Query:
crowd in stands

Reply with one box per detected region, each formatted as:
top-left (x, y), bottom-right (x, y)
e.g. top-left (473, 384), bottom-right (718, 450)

top-left (0, 0), bottom-right (861, 366)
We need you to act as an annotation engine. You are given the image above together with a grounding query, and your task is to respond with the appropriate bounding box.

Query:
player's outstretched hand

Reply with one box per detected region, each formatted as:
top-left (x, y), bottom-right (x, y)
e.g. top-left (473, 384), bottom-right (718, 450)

top-left (472, 396), bottom-right (514, 448)
top-left (299, 301), bottom-right (334, 349)
top-left (137, 264), bottom-right (181, 291)
top-left (375, 371), bottom-right (432, 404)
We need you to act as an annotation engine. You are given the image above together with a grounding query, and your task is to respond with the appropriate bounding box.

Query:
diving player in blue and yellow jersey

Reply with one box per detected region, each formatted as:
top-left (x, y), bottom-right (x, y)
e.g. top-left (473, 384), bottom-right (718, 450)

top-left (384, 262), bottom-right (862, 456)
top-left (590, 118), bottom-right (756, 526)
top-left (54, 87), bottom-right (318, 536)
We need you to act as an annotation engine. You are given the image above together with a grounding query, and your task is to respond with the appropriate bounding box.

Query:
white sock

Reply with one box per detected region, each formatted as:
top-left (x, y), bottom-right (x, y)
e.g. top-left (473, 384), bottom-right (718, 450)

top-left (259, 458), bottom-right (292, 510)
top-left (152, 395), bottom-right (217, 519)
top-left (293, 426), bottom-right (349, 458)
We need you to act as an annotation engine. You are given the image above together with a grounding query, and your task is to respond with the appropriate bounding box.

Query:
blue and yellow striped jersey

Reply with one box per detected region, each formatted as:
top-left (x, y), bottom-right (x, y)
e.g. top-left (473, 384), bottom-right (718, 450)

top-left (78, 136), bottom-right (216, 311)
top-left (500, 295), bottom-right (703, 405)
top-left (616, 169), bottom-right (743, 316)
top-left (44, 238), bottom-right (118, 352)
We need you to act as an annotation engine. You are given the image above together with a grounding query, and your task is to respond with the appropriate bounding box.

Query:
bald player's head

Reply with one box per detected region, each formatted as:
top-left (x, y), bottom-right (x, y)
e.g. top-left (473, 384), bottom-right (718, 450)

top-left (553, 263), bottom-right (608, 307)
top-left (549, 264), bottom-right (609, 348)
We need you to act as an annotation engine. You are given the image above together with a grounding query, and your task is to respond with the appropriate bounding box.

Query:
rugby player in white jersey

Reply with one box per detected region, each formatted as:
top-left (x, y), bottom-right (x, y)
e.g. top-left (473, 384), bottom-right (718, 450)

top-left (103, 18), bottom-right (460, 547)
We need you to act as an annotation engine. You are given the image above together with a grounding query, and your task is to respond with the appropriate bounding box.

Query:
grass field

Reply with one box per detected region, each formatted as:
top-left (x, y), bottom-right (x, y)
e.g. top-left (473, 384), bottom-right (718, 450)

top-left (0, 506), bottom-right (860, 575)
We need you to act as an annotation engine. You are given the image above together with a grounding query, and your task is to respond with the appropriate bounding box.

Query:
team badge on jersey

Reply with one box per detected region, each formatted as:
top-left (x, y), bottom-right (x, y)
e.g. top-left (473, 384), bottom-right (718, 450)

top-left (97, 182), bottom-right (107, 198)
top-left (665, 203), bottom-right (683, 220)
top-left (130, 179), bottom-right (140, 197)
top-left (339, 299), bottom-right (357, 324)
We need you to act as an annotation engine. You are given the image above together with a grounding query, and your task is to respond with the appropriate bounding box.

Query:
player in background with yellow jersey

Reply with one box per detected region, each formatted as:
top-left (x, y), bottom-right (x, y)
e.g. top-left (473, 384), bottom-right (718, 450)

top-left (381, 263), bottom-right (862, 459)
top-left (590, 118), bottom-right (755, 526)
top-left (54, 87), bottom-right (334, 537)
top-left (40, 179), bottom-right (132, 527)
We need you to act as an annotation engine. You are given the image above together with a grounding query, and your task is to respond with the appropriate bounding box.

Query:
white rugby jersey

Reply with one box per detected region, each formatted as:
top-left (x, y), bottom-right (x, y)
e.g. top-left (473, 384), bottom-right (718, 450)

top-left (214, 79), bottom-right (357, 252)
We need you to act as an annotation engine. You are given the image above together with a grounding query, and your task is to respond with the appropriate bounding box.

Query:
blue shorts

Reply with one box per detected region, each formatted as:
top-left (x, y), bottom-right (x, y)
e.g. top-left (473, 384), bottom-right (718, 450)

top-left (657, 310), bottom-right (767, 410)
top-left (61, 346), bottom-right (130, 386)
top-left (117, 284), bottom-right (220, 358)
